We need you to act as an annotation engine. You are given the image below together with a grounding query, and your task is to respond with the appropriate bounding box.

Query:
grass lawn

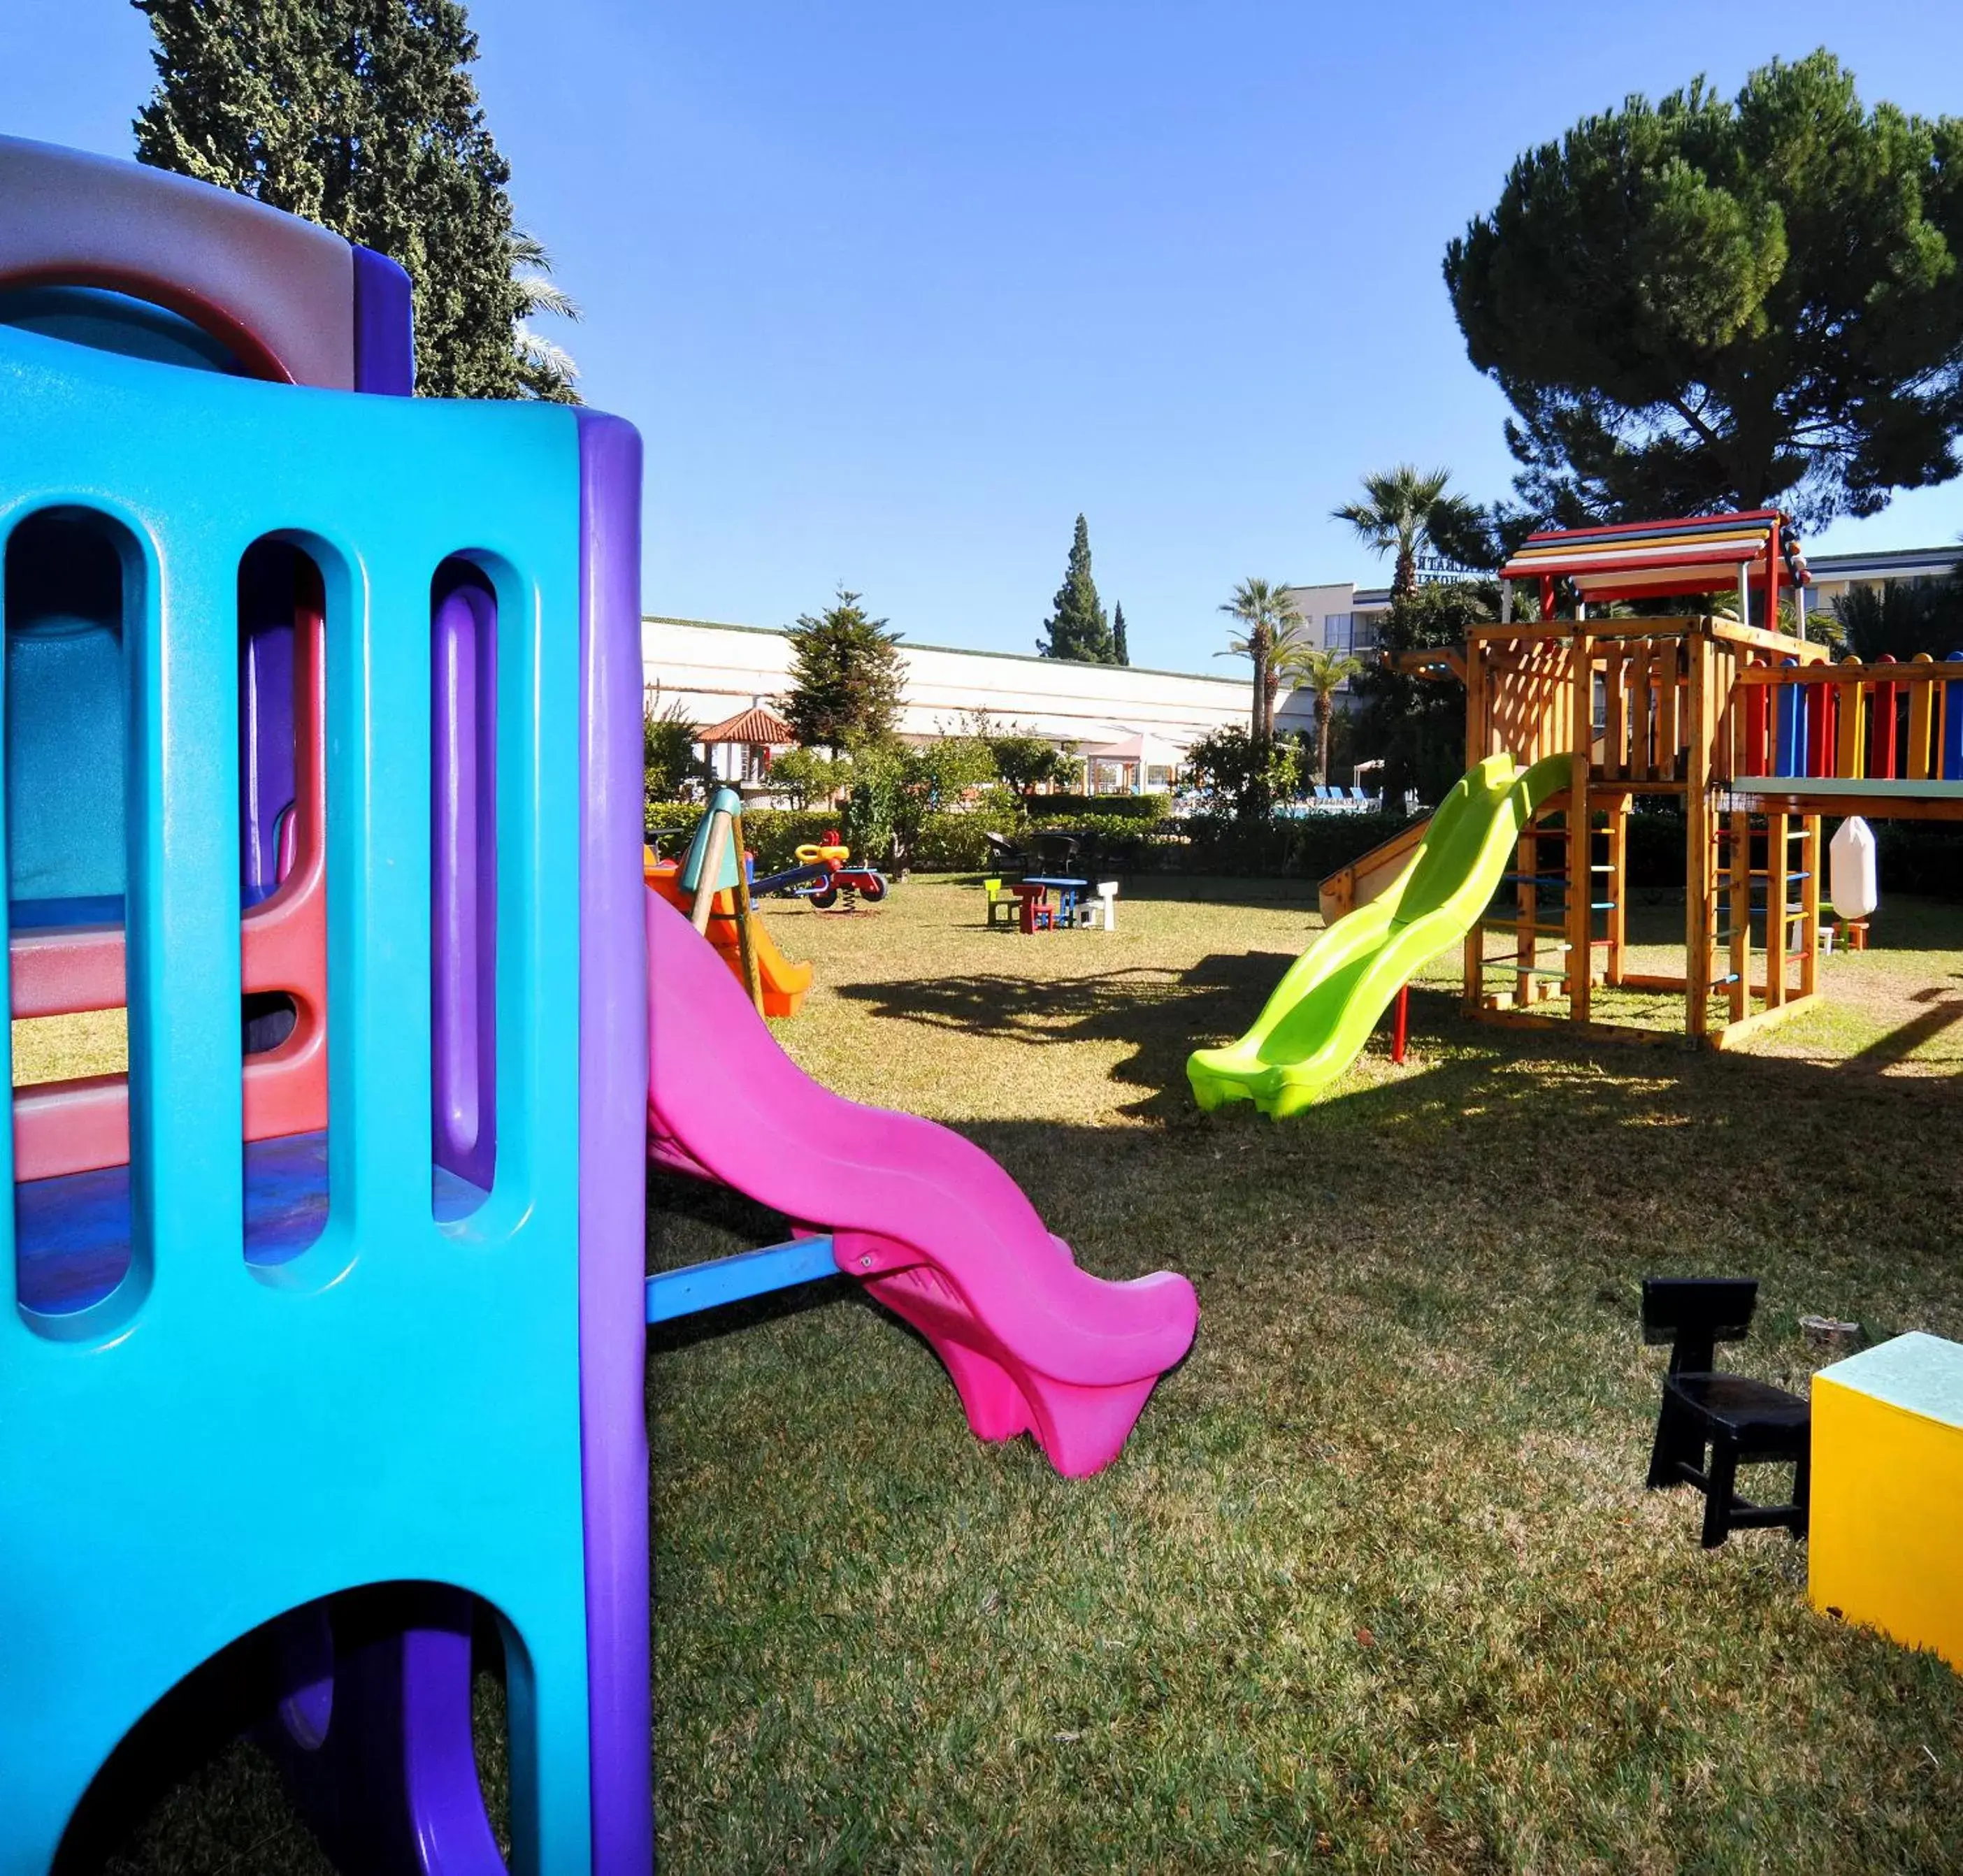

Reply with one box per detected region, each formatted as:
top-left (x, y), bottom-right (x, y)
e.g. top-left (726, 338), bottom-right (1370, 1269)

top-left (62, 878), bottom-right (1963, 1872)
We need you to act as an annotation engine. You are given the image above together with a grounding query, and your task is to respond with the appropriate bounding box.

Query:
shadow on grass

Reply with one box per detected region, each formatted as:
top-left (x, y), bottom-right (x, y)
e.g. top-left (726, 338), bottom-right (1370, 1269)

top-left (1846, 988), bottom-right (1963, 1073)
top-left (835, 950), bottom-right (1298, 1119)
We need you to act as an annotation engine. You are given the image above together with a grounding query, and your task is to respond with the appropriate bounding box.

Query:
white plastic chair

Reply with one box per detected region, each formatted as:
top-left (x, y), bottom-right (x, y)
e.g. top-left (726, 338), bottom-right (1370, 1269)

top-left (1077, 881), bottom-right (1119, 931)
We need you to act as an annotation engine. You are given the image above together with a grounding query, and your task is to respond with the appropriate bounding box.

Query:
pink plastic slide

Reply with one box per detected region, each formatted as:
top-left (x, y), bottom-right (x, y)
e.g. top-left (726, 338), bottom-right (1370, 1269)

top-left (644, 886), bottom-right (1198, 1475)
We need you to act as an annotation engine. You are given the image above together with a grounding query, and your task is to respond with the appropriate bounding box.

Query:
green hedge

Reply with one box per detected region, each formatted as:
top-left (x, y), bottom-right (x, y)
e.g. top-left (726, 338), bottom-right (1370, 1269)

top-left (649, 794), bottom-right (1432, 882)
top-left (1026, 793), bottom-right (1172, 821)
top-left (999, 809), bottom-right (1425, 881)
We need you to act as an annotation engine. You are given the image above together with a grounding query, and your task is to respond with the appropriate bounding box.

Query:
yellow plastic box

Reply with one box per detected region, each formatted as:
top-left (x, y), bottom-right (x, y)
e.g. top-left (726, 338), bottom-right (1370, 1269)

top-left (1809, 1330), bottom-right (1963, 1671)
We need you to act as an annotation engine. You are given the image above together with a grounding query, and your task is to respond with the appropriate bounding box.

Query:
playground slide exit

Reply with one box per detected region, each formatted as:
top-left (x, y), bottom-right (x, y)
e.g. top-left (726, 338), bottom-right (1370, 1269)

top-left (642, 886), bottom-right (1198, 1476)
top-left (1186, 753), bottom-right (1570, 1118)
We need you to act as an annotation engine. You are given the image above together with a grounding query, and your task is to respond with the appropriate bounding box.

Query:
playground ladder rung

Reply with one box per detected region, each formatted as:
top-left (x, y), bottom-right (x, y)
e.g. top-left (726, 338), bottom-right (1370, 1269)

top-left (1482, 919), bottom-right (1569, 936)
top-left (1483, 964), bottom-right (1573, 979)
top-left (1502, 872), bottom-right (1570, 888)
top-left (1714, 912), bottom-right (1802, 941)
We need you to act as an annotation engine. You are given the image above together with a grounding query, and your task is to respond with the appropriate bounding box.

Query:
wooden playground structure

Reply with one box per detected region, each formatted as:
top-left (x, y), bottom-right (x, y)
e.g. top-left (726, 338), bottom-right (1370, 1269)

top-left (1344, 511), bottom-right (1963, 1050)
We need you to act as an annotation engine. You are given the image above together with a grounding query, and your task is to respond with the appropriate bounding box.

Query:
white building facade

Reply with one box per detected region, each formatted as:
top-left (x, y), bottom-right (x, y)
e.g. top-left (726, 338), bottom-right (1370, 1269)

top-left (642, 615), bottom-right (1318, 786)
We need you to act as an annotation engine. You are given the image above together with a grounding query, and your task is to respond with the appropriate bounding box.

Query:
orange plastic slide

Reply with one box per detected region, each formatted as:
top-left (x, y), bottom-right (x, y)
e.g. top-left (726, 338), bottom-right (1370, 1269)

top-left (644, 856), bottom-right (813, 1018)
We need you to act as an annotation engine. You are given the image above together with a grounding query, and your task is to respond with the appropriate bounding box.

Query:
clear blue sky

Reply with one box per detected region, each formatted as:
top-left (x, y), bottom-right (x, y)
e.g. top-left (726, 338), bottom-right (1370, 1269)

top-left (8, 2), bottom-right (1963, 670)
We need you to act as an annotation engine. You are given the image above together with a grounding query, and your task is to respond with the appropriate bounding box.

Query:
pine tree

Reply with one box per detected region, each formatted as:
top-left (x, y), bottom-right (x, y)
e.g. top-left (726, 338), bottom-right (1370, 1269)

top-left (782, 590), bottom-right (905, 754)
top-left (1112, 601), bottom-right (1129, 665)
top-left (1037, 514), bottom-right (1116, 662)
top-left (131, 0), bottom-right (544, 400)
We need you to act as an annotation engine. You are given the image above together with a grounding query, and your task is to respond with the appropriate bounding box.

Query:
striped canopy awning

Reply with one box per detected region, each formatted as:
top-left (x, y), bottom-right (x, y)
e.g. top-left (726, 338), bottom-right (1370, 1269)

top-left (1500, 510), bottom-right (1810, 602)
top-left (698, 703), bottom-right (796, 746)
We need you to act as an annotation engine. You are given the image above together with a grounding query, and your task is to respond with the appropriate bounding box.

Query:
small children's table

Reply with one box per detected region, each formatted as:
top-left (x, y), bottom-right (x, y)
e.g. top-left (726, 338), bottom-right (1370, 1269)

top-left (1012, 876), bottom-right (1088, 933)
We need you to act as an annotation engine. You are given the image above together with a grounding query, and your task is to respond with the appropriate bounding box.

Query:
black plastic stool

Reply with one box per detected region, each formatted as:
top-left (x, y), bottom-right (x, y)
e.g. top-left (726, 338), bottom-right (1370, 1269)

top-left (1642, 1277), bottom-right (1810, 1548)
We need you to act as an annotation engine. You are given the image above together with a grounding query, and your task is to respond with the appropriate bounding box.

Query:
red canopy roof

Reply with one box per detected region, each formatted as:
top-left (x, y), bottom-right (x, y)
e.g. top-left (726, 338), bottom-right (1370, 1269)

top-left (698, 704), bottom-right (795, 746)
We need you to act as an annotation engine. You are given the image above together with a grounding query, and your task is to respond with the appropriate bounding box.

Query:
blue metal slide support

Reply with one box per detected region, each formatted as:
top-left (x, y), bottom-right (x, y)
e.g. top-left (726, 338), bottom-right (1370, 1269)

top-left (645, 1236), bottom-right (838, 1325)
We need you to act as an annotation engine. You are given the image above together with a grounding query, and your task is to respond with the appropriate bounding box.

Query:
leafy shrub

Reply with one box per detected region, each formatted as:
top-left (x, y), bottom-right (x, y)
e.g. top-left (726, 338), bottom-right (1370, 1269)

top-left (644, 700), bottom-right (711, 800)
top-left (1183, 727), bottom-right (1300, 819)
top-left (645, 800), bottom-right (706, 851)
top-left (765, 744), bottom-right (849, 808)
top-left (911, 802), bottom-right (1027, 871)
top-left (988, 734), bottom-right (1080, 798)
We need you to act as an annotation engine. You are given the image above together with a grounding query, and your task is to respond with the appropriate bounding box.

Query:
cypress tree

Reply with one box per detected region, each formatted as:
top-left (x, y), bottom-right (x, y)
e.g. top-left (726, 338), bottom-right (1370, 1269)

top-left (1037, 514), bottom-right (1116, 663)
top-left (1112, 600), bottom-right (1130, 665)
top-left (132, 0), bottom-right (531, 399)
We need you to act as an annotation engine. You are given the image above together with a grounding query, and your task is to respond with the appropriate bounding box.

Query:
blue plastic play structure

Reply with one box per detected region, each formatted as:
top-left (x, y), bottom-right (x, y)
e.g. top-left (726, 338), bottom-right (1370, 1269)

top-left (0, 137), bottom-right (650, 1873)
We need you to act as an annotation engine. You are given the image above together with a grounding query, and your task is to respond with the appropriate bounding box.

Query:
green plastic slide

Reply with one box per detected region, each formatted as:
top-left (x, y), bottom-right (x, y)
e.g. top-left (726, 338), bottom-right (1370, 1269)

top-left (1186, 753), bottom-right (1570, 1118)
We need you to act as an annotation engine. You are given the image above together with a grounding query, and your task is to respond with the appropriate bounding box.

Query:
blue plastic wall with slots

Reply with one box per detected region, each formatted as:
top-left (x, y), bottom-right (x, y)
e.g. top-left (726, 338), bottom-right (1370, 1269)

top-left (0, 320), bottom-right (596, 1870)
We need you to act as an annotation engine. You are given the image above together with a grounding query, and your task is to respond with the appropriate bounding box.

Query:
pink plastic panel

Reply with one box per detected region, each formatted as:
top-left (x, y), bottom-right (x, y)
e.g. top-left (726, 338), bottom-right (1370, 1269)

top-left (10, 579), bottom-right (328, 1181)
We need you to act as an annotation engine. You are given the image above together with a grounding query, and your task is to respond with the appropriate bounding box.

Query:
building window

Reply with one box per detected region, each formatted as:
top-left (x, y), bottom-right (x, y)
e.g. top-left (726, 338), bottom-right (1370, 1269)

top-left (1323, 612), bottom-right (1351, 650)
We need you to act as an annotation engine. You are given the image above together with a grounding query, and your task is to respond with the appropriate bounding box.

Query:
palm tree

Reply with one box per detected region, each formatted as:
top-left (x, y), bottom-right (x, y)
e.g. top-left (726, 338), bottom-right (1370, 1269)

top-left (511, 229), bottom-right (582, 403)
top-left (1278, 644), bottom-right (1363, 783)
top-left (1217, 578), bottom-right (1306, 744)
top-left (1333, 466), bottom-right (1479, 598)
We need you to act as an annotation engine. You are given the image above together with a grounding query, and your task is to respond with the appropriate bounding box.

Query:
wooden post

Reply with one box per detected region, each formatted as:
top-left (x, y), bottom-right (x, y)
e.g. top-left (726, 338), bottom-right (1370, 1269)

top-left (1909, 653), bottom-right (1937, 779)
top-left (1513, 824), bottom-right (1537, 1009)
top-left (729, 810), bottom-right (766, 1017)
top-left (1568, 630), bottom-right (1593, 1021)
top-left (1684, 628), bottom-right (1713, 1040)
top-left (689, 813), bottom-right (728, 936)
top-left (1463, 635), bottom-right (1488, 1013)
top-left (1767, 809), bottom-right (1790, 1010)
top-left (1604, 644), bottom-right (1625, 780)
top-left (1626, 639), bottom-right (1653, 779)
top-left (1656, 639), bottom-right (1681, 779)
top-left (1606, 796), bottom-right (1629, 988)
top-left (1836, 659), bottom-right (1865, 779)
top-left (1727, 809), bottom-right (1750, 1027)
top-left (1800, 815), bottom-right (1822, 999)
